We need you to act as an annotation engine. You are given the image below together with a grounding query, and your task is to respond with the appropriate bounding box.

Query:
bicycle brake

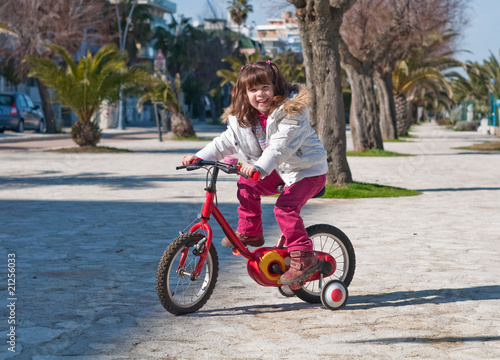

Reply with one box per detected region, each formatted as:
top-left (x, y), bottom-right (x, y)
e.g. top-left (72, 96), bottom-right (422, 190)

top-left (192, 238), bottom-right (207, 256)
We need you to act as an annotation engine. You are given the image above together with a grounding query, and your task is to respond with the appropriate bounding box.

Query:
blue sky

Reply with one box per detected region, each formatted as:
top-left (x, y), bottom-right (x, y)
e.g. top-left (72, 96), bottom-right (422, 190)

top-left (456, 0), bottom-right (500, 63)
top-left (175, 0), bottom-right (500, 64)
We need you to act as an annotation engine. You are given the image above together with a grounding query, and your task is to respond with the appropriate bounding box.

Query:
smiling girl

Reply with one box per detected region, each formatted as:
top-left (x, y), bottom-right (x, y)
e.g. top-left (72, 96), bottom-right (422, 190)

top-left (181, 60), bottom-right (328, 285)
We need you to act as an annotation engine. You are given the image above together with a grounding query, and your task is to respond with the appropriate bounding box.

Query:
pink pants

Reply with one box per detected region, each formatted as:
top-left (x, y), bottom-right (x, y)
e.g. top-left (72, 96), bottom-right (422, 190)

top-left (236, 171), bottom-right (326, 252)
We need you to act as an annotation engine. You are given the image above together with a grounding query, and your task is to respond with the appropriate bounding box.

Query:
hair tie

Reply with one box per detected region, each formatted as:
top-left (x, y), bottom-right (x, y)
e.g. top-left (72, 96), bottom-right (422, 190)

top-left (266, 60), bottom-right (271, 65)
top-left (241, 66), bottom-right (245, 71)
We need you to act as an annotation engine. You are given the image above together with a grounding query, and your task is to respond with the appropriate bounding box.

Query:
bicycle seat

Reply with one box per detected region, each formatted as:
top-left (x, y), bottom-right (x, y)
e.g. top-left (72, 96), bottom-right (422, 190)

top-left (312, 186), bottom-right (326, 198)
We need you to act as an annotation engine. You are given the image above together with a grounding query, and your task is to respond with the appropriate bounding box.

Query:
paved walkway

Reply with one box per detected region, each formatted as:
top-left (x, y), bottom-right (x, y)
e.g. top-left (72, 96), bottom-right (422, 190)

top-left (0, 122), bottom-right (499, 359)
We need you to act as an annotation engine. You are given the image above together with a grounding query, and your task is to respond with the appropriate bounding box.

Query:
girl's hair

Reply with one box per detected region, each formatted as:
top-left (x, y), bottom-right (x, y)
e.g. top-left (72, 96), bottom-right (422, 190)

top-left (229, 60), bottom-right (297, 127)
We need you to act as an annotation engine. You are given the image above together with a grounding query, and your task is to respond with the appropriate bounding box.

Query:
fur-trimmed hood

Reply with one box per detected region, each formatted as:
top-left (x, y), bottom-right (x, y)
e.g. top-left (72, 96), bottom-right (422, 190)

top-left (221, 84), bottom-right (312, 123)
top-left (196, 84), bottom-right (326, 186)
top-left (280, 84), bottom-right (312, 116)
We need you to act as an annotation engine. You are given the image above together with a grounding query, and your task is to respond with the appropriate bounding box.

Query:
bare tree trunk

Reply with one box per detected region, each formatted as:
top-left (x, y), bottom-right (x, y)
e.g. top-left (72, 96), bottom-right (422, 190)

top-left (343, 63), bottom-right (383, 151)
top-left (208, 96), bottom-right (218, 123)
top-left (171, 112), bottom-right (195, 138)
top-left (408, 100), bottom-right (417, 125)
top-left (160, 109), bottom-right (171, 132)
top-left (36, 78), bottom-right (56, 133)
top-left (395, 93), bottom-right (410, 136)
top-left (375, 72), bottom-right (398, 140)
top-left (292, 0), bottom-right (353, 185)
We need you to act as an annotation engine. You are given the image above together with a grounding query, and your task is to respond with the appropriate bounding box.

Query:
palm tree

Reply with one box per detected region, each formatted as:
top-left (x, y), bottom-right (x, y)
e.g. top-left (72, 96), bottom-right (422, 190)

top-left (392, 58), bottom-right (455, 134)
top-left (389, 32), bottom-right (464, 135)
top-left (25, 44), bottom-right (140, 147)
top-left (154, 15), bottom-right (204, 77)
top-left (216, 49), bottom-right (268, 88)
top-left (482, 50), bottom-right (500, 96)
top-left (137, 73), bottom-right (195, 138)
top-left (114, 0), bottom-right (154, 64)
top-left (0, 0), bottom-right (109, 133)
top-left (273, 51), bottom-right (306, 83)
top-left (449, 51), bottom-right (500, 122)
top-left (227, 0), bottom-right (253, 48)
top-left (449, 61), bottom-right (489, 116)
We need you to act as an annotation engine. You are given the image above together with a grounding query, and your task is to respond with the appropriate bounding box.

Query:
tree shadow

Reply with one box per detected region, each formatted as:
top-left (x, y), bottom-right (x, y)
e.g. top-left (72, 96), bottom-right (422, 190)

top-left (348, 285), bottom-right (500, 310)
top-left (417, 187), bottom-right (500, 192)
top-left (347, 335), bottom-right (500, 344)
top-left (189, 301), bottom-right (321, 317)
top-left (186, 285), bottom-right (500, 317)
top-left (0, 171), bottom-right (235, 190)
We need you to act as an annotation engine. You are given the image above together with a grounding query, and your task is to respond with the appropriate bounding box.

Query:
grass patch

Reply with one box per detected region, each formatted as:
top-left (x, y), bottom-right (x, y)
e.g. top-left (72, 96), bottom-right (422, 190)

top-left (171, 135), bottom-right (199, 141)
top-left (383, 134), bottom-right (415, 143)
top-left (170, 135), bottom-right (212, 141)
top-left (346, 149), bottom-right (412, 156)
top-left (383, 138), bottom-right (407, 143)
top-left (457, 141), bottom-right (500, 151)
top-left (322, 182), bottom-right (421, 199)
top-left (48, 145), bottom-right (131, 153)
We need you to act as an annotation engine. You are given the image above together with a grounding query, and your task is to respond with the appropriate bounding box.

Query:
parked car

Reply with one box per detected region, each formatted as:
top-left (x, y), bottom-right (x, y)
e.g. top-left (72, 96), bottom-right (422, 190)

top-left (0, 93), bottom-right (45, 133)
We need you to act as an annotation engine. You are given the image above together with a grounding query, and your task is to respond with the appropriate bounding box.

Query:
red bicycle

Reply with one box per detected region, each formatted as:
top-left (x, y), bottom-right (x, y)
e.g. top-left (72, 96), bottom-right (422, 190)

top-left (156, 159), bottom-right (355, 315)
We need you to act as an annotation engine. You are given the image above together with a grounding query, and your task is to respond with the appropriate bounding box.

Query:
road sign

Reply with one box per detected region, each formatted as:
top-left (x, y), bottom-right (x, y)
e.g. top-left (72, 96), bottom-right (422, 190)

top-left (154, 49), bottom-right (166, 72)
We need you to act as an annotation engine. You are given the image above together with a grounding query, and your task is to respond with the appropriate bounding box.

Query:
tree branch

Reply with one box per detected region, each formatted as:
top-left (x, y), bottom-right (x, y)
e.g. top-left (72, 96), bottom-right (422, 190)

top-left (287, 0), bottom-right (306, 8)
top-left (330, 0), bottom-right (357, 10)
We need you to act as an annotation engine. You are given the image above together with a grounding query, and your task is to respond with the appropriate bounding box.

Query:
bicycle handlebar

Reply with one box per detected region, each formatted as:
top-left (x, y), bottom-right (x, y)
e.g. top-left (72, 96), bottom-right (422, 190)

top-left (176, 159), bottom-right (261, 181)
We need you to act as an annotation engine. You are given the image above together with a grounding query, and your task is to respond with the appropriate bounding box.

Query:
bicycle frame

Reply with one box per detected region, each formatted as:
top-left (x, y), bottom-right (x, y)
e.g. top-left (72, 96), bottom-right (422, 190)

top-left (185, 165), bottom-right (254, 279)
top-left (178, 161), bottom-right (336, 285)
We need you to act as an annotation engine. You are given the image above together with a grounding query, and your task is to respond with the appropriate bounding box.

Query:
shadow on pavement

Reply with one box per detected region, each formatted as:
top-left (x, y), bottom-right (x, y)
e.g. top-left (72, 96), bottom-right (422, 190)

top-left (0, 199), bottom-right (276, 357)
top-left (348, 285), bottom-right (500, 310)
top-left (418, 187), bottom-right (500, 192)
top-left (348, 335), bottom-right (500, 344)
top-left (0, 172), bottom-right (237, 190)
top-left (189, 301), bottom-right (322, 317)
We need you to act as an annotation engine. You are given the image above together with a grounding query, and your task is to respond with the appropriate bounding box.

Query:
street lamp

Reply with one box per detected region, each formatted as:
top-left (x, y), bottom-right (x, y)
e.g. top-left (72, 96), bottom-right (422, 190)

top-left (114, 0), bottom-right (139, 130)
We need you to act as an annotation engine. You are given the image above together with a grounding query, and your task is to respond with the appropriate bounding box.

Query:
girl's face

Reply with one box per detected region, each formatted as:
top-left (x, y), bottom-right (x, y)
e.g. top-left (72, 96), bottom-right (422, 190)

top-left (247, 83), bottom-right (274, 115)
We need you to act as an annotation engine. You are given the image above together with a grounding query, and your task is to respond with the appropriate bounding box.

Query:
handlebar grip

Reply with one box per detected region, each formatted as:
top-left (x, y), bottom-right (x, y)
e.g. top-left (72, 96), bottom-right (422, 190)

top-left (237, 165), bottom-right (261, 181)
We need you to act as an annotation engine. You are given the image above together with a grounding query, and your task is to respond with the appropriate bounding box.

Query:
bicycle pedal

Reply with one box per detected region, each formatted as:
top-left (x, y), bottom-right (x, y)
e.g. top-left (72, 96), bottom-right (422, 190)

top-left (232, 249), bottom-right (241, 256)
top-left (289, 282), bottom-right (302, 290)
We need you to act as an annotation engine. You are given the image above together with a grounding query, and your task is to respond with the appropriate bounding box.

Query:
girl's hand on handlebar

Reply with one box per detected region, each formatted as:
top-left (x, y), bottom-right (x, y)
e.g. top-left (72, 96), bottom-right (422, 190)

top-left (240, 164), bottom-right (258, 178)
top-left (182, 155), bottom-right (197, 165)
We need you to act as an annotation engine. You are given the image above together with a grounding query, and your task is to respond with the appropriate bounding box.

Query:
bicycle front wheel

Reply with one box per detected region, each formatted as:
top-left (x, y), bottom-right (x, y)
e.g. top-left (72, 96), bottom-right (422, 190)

top-left (156, 232), bottom-right (219, 315)
top-left (292, 224), bottom-right (355, 303)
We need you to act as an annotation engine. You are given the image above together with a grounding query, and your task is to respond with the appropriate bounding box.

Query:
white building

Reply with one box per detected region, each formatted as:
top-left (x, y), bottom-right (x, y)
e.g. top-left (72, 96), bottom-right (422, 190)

top-left (252, 12), bottom-right (301, 57)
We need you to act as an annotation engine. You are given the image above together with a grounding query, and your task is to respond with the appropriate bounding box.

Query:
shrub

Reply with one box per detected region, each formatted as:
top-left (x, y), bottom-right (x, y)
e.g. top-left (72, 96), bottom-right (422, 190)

top-left (437, 118), bottom-right (452, 126)
top-left (453, 120), bottom-right (480, 131)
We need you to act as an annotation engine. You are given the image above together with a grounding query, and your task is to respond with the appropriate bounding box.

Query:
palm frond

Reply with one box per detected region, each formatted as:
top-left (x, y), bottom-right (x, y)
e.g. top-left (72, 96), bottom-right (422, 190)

top-left (25, 43), bottom-right (135, 124)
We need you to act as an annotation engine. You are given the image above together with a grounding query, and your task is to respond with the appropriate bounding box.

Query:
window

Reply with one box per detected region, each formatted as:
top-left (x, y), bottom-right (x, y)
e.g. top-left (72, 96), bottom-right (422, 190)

top-left (24, 95), bottom-right (35, 108)
top-left (0, 95), bottom-right (13, 106)
top-left (16, 94), bottom-right (27, 108)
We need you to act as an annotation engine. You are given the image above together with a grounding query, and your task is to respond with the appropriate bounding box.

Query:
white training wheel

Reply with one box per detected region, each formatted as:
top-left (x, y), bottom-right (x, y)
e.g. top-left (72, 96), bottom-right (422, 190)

top-left (321, 280), bottom-right (348, 310)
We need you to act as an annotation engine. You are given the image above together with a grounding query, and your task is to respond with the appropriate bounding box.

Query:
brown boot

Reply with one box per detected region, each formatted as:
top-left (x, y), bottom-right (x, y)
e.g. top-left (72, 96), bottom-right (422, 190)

top-left (280, 250), bottom-right (322, 285)
top-left (221, 232), bottom-right (264, 248)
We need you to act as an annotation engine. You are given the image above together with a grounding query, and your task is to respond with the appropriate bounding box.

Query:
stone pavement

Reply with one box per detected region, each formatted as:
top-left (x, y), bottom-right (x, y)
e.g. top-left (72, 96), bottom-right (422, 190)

top-left (0, 122), bottom-right (499, 359)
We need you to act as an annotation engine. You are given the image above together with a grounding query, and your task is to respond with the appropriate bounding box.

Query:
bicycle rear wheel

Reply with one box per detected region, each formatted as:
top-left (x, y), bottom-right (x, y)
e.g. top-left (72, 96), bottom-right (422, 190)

top-left (292, 224), bottom-right (355, 303)
top-left (156, 232), bottom-right (219, 315)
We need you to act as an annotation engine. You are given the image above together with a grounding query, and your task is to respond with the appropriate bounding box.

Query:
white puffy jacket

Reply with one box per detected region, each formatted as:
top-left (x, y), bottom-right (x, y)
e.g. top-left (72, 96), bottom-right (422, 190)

top-left (196, 86), bottom-right (327, 186)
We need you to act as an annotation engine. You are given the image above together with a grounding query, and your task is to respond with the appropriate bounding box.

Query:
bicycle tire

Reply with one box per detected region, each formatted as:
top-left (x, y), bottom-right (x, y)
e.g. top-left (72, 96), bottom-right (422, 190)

top-left (156, 232), bottom-right (219, 315)
top-left (292, 224), bottom-right (355, 304)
